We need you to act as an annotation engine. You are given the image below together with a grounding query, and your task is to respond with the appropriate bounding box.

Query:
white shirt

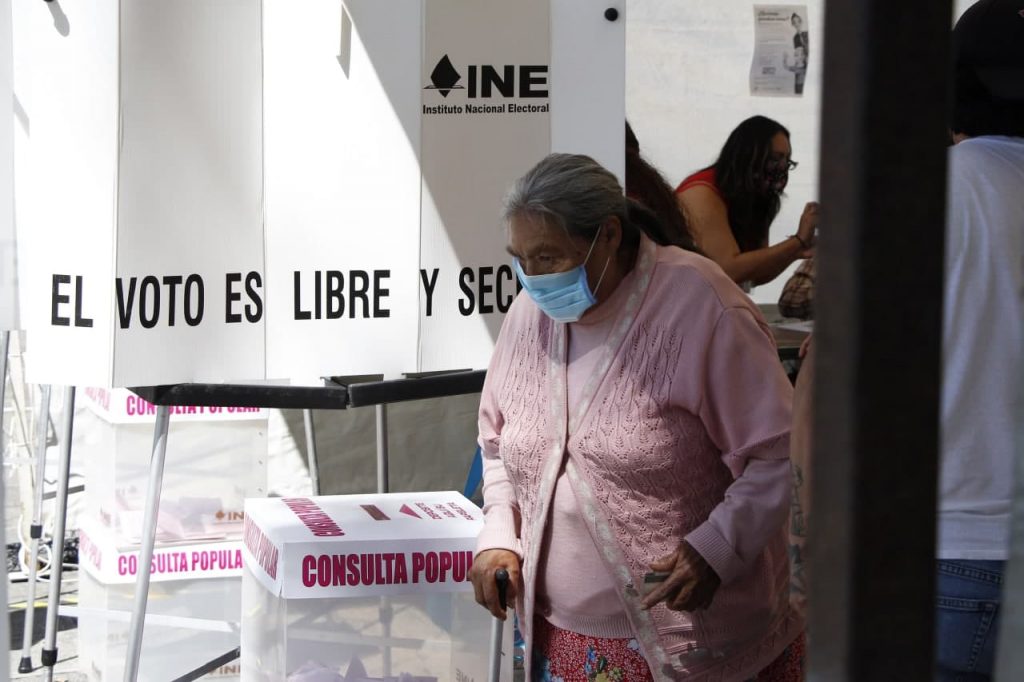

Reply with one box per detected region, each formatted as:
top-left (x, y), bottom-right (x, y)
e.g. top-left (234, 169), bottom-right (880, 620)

top-left (939, 136), bottom-right (1024, 560)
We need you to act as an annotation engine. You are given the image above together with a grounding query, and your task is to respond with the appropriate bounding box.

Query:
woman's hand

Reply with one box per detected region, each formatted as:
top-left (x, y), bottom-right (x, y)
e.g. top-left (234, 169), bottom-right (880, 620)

top-left (470, 549), bottom-right (521, 620)
top-left (799, 333), bottom-right (813, 359)
top-left (797, 202), bottom-right (820, 255)
top-left (640, 542), bottom-right (721, 612)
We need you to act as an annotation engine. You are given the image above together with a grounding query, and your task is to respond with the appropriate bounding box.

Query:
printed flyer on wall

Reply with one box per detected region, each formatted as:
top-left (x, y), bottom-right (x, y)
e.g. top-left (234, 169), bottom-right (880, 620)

top-left (750, 5), bottom-right (809, 97)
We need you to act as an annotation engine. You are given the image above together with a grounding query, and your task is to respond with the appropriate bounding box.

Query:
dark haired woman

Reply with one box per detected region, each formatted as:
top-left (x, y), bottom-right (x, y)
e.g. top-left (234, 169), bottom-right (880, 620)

top-left (625, 122), bottom-right (698, 253)
top-left (676, 116), bottom-right (818, 290)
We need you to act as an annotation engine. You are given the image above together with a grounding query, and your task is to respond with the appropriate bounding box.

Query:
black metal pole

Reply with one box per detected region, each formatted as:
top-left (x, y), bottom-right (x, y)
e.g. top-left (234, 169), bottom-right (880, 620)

top-left (808, 0), bottom-right (952, 679)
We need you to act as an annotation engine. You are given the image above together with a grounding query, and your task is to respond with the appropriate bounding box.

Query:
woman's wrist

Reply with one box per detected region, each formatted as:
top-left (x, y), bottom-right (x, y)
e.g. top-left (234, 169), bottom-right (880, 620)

top-left (789, 233), bottom-right (810, 250)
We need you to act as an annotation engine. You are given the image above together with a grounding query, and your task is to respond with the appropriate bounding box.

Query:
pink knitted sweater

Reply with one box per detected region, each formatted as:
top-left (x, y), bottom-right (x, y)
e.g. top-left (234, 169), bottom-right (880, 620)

top-left (476, 236), bottom-right (801, 681)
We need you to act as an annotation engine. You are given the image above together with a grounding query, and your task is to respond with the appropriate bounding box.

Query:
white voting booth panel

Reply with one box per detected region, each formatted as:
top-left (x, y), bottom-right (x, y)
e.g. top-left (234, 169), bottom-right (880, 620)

top-left (0, 0), bottom-right (15, 333)
top-left (77, 536), bottom-right (241, 679)
top-left (14, 0), bottom-right (264, 387)
top-left (16, 0), bottom-right (624, 386)
top-left (241, 492), bottom-right (511, 681)
top-left (262, 0), bottom-right (626, 379)
top-left (78, 389), bottom-right (268, 544)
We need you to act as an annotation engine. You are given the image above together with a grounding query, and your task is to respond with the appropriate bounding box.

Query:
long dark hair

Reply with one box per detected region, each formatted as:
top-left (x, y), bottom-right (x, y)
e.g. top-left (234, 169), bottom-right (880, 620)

top-left (708, 116), bottom-right (789, 252)
top-left (625, 122), bottom-right (698, 252)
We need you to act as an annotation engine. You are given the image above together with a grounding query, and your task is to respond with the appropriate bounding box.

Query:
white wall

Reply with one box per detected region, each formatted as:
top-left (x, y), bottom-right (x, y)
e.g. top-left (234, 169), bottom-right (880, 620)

top-left (626, 0), bottom-right (976, 305)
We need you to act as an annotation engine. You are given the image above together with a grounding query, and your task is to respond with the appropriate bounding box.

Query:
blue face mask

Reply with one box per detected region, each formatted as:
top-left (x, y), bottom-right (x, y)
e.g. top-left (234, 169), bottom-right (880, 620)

top-left (512, 228), bottom-right (611, 323)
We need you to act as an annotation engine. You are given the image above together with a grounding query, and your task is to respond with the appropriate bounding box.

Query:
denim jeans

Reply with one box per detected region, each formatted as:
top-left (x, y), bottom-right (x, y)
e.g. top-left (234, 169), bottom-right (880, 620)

top-left (935, 559), bottom-right (1005, 681)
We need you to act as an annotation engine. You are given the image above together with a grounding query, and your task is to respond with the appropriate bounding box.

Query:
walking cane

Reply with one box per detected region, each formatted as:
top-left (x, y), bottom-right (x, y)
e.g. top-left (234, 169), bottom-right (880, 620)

top-left (488, 568), bottom-right (510, 682)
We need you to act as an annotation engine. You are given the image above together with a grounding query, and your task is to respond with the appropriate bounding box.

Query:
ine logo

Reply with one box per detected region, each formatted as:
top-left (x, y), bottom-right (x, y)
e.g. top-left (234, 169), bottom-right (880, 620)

top-left (424, 54), bottom-right (549, 99)
top-left (425, 54), bottom-right (465, 98)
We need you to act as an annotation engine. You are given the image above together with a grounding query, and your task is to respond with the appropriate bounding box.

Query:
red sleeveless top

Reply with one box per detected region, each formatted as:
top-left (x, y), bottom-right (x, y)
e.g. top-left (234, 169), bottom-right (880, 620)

top-left (675, 168), bottom-right (723, 198)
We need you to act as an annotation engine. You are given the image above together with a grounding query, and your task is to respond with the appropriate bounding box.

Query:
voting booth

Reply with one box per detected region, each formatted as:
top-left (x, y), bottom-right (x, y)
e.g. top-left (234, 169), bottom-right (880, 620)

top-left (15, 0), bottom-right (625, 388)
top-left (241, 492), bottom-right (511, 681)
top-left (11, 0), bottom-right (623, 678)
top-left (262, 0), bottom-right (625, 378)
top-left (13, 0), bottom-right (265, 388)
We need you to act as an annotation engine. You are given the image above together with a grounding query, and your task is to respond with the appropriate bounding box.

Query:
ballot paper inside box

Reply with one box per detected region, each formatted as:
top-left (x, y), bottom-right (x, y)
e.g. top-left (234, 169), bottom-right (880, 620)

top-left (241, 492), bottom-right (512, 681)
top-left (77, 522), bottom-right (244, 681)
top-left (76, 398), bottom-right (267, 544)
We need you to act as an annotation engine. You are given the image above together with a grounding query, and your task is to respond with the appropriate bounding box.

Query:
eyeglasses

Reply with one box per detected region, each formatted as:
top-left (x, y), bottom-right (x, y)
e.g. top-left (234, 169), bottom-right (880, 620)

top-left (769, 157), bottom-right (799, 172)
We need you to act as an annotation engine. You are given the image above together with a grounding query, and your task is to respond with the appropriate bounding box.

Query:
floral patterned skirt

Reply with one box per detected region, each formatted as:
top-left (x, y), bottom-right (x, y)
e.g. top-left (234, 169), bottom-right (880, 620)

top-left (749, 632), bottom-right (806, 682)
top-left (530, 618), bottom-right (653, 682)
top-left (530, 618), bottom-right (806, 682)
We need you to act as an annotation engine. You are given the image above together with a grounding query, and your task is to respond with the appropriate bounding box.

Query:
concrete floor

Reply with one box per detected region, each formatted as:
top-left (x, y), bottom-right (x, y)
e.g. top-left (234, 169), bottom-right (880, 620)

top-left (7, 572), bottom-right (83, 682)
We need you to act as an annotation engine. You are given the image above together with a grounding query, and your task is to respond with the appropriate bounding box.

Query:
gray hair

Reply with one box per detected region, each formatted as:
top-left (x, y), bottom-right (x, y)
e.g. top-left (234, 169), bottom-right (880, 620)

top-left (503, 154), bottom-right (628, 241)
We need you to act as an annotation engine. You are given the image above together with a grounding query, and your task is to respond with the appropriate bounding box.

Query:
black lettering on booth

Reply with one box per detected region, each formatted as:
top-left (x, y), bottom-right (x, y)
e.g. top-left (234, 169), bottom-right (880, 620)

top-left (459, 265), bottom-right (519, 316)
top-left (139, 276), bottom-right (161, 329)
top-left (184, 275), bottom-right (204, 326)
top-left (478, 266), bottom-right (495, 314)
top-left (458, 267), bottom-right (475, 316)
top-left (244, 272), bottom-right (263, 323)
top-left (420, 269), bottom-right (439, 317)
top-left (373, 270), bottom-right (390, 318)
top-left (51, 274), bottom-right (70, 326)
top-left (293, 271), bottom-right (311, 321)
top-left (519, 66), bottom-right (549, 98)
top-left (225, 273), bottom-right (243, 323)
top-left (496, 264), bottom-right (518, 313)
top-left (116, 274), bottom-right (204, 329)
top-left (162, 276), bottom-right (183, 326)
top-left (327, 270), bottom-right (344, 319)
top-left (293, 270), bottom-right (393, 321)
top-left (349, 271), bottom-right (370, 319)
top-left (225, 271), bottom-right (262, 324)
top-left (51, 275), bottom-right (94, 328)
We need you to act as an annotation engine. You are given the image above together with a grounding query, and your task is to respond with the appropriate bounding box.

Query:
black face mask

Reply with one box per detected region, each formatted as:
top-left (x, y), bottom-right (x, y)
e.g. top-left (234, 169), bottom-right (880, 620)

top-left (763, 165), bottom-right (789, 194)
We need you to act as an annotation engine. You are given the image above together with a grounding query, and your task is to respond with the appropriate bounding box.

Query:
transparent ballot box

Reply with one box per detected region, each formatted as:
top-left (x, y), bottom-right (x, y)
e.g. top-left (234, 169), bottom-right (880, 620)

top-left (240, 492), bottom-right (512, 681)
top-left (77, 553), bottom-right (243, 680)
top-left (78, 388), bottom-right (267, 544)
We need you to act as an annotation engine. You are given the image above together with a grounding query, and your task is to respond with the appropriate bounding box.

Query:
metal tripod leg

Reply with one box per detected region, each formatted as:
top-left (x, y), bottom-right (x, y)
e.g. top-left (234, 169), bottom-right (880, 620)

top-left (18, 384), bottom-right (51, 674)
top-left (303, 409), bottom-right (320, 496)
top-left (123, 404), bottom-right (171, 682)
top-left (375, 404), bottom-right (389, 495)
top-left (0, 331), bottom-right (9, 678)
top-left (375, 403), bottom-right (392, 676)
top-left (41, 386), bottom-right (75, 681)
top-left (0, 331), bottom-right (8, 454)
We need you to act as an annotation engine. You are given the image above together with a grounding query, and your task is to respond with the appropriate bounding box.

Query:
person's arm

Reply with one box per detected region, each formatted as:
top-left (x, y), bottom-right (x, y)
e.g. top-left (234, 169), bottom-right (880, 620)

top-left (474, 364), bottom-right (522, 558)
top-left (685, 307), bottom-right (795, 584)
top-left (470, 350), bottom-right (524, 620)
top-left (677, 186), bottom-right (816, 286)
top-left (641, 305), bottom-right (793, 610)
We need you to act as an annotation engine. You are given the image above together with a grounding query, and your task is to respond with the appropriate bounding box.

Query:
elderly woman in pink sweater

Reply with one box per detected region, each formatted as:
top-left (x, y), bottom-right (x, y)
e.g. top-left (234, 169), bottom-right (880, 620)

top-left (469, 154), bottom-right (803, 681)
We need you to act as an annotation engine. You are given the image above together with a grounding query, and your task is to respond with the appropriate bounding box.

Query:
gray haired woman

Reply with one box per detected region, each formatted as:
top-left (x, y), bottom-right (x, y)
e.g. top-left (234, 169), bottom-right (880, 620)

top-left (469, 154), bottom-right (804, 680)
